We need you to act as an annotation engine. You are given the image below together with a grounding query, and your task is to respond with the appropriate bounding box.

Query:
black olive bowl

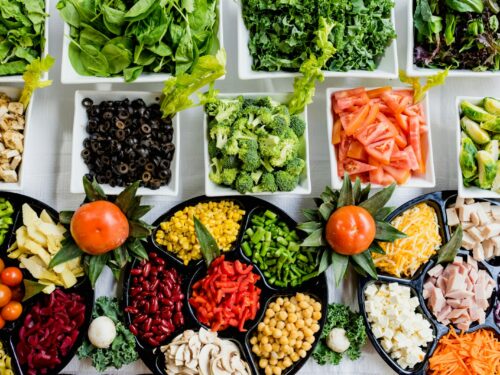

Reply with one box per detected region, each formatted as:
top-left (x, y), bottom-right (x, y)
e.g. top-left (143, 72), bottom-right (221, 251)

top-left (123, 195), bottom-right (328, 375)
top-left (0, 192), bottom-right (94, 375)
top-left (358, 190), bottom-right (500, 375)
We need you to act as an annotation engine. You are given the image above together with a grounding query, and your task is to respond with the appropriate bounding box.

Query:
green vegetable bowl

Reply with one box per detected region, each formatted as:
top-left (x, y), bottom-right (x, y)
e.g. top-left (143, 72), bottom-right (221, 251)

top-left (456, 96), bottom-right (500, 198)
top-left (0, 0), bottom-right (49, 83)
top-left (203, 93), bottom-right (311, 196)
top-left (236, 6), bottom-right (398, 80)
top-left (60, 2), bottom-right (223, 84)
top-left (406, 3), bottom-right (500, 77)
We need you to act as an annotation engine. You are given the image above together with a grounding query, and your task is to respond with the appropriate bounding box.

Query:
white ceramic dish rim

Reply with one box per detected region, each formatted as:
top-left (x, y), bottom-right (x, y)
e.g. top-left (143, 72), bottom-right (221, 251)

top-left (406, 3), bottom-right (500, 78)
top-left (0, 86), bottom-right (34, 191)
top-left (237, 6), bottom-right (398, 80)
top-left (326, 86), bottom-right (436, 189)
top-left (455, 96), bottom-right (500, 199)
top-left (61, 3), bottom-right (224, 84)
top-left (203, 92), bottom-right (312, 196)
top-left (0, 0), bottom-right (50, 83)
top-left (70, 90), bottom-right (180, 196)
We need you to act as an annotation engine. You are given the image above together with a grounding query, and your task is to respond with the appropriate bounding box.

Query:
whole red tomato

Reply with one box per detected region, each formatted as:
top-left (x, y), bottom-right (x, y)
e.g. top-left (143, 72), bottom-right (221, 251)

top-left (71, 201), bottom-right (129, 255)
top-left (1, 267), bottom-right (23, 287)
top-left (325, 206), bottom-right (376, 255)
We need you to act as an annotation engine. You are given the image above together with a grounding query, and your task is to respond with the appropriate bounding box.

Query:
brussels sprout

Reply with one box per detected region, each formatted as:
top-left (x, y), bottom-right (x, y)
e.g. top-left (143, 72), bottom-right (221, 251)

top-left (492, 161), bottom-right (500, 193)
top-left (476, 150), bottom-right (497, 189)
top-left (484, 97), bottom-right (500, 115)
top-left (493, 134), bottom-right (500, 141)
top-left (484, 140), bottom-right (499, 161)
top-left (460, 136), bottom-right (478, 180)
top-left (461, 117), bottom-right (491, 144)
top-left (461, 101), bottom-right (496, 122)
top-left (481, 117), bottom-right (500, 133)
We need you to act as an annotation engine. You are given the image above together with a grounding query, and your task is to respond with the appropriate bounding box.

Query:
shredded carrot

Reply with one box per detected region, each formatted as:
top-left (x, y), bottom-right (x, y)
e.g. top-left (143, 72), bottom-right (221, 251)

top-left (429, 328), bottom-right (500, 375)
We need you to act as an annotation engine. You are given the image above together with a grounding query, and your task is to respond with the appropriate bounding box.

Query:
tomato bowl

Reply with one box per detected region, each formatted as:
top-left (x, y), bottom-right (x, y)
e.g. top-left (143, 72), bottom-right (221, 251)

top-left (326, 87), bottom-right (436, 189)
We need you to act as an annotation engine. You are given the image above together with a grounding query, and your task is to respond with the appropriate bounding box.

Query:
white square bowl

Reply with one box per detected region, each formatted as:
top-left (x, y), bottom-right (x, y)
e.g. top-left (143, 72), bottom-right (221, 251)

top-left (203, 93), bottom-right (311, 196)
top-left (326, 87), bottom-right (436, 189)
top-left (71, 90), bottom-right (179, 196)
top-left (0, 0), bottom-right (49, 83)
top-left (237, 6), bottom-right (398, 80)
top-left (406, 3), bottom-right (500, 78)
top-left (61, 3), bottom-right (223, 84)
top-left (456, 96), bottom-right (500, 199)
top-left (0, 86), bottom-right (34, 191)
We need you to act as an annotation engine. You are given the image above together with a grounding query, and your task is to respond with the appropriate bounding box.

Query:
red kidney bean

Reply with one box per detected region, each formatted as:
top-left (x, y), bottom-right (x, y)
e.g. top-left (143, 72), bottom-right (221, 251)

top-left (124, 306), bottom-right (138, 314)
top-left (150, 298), bottom-right (158, 313)
top-left (131, 268), bottom-right (141, 275)
top-left (143, 263), bottom-right (151, 277)
top-left (147, 337), bottom-right (160, 346)
top-left (129, 324), bottom-right (138, 335)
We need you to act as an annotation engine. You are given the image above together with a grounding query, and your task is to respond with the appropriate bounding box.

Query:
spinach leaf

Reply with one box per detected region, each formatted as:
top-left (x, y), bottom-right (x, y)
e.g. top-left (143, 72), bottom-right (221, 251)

top-left (0, 0), bottom-right (46, 76)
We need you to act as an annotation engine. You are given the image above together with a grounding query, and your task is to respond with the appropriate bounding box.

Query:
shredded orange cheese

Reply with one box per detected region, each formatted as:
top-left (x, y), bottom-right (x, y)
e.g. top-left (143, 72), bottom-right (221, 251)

top-left (374, 203), bottom-right (442, 278)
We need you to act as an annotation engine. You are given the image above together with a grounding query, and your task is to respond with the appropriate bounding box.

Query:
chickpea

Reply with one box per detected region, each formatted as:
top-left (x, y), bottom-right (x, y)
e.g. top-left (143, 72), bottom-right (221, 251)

top-left (273, 329), bottom-right (282, 339)
top-left (291, 353), bottom-right (300, 362)
top-left (258, 322), bottom-right (266, 331)
top-left (278, 311), bottom-right (288, 320)
top-left (312, 311), bottom-right (322, 320)
top-left (273, 367), bottom-right (282, 375)
top-left (311, 323), bottom-right (320, 333)
top-left (265, 368), bottom-right (272, 375)
top-left (269, 358), bottom-right (278, 366)
top-left (313, 302), bottom-right (322, 312)
top-left (266, 309), bottom-right (275, 318)
top-left (250, 337), bottom-right (257, 345)
top-left (299, 349), bottom-right (307, 358)
top-left (264, 343), bottom-right (272, 353)
top-left (276, 297), bottom-right (284, 305)
top-left (303, 328), bottom-right (314, 338)
top-left (296, 319), bottom-right (305, 329)
top-left (259, 359), bottom-right (268, 368)
top-left (283, 357), bottom-right (292, 367)
top-left (272, 343), bottom-right (280, 352)
top-left (287, 313), bottom-right (298, 323)
top-left (277, 321), bottom-right (285, 330)
top-left (306, 336), bottom-right (315, 344)
top-left (302, 342), bottom-right (312, 351)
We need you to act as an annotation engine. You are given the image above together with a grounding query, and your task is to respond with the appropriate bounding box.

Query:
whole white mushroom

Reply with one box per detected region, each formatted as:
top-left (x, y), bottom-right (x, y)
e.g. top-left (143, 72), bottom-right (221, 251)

top-left (326, 328), bottom-right (350, 353)
top-left (88, 316), bottom-right (117, 349)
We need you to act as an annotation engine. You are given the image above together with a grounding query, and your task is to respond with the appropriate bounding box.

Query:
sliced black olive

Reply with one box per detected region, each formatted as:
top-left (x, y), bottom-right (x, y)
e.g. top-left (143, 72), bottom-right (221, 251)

top-left (160, 160), bottom-right (171, 170)
top-left (115, 120), bottom-right (125, 129)
top-left (142, 171), bottom-right (152, 182)
top-left (145, 162), bottom-right (154, 172)
top-left (82, 98), bottom-right (93, 108)
top-left (140, 124), bottom-right (151, 134)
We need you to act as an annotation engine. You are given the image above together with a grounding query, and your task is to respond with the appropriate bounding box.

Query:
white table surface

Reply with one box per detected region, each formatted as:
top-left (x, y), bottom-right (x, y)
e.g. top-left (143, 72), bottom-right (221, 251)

top-left (10, 0), bottom-right (499, 374)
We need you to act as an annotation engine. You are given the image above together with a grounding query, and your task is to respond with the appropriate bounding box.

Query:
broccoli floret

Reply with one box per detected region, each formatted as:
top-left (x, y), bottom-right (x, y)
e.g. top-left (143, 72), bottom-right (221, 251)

top-left (239, 138), bottom-right (259, 151)
top-left (290, 115), bottom-right (306, 137)
top-left (211, 98), bottom-right (243, 126)
top-left (240, 147), bottom-right (261, 171)
top-left (273, 104), bottom-right (290, 118)
top-left (225, 138), bottom-right (240, 155)
top-left (231, 128), bottom-right (258, 142)
top-left (253, 172), bottom-right (277, 193)
top-left (259, 134), bottom-right (281, 158)
top-left (235, 172), bottom-right (254, 194)
top-left (208, 140), bottom-right (220, 158)
top-left (221, 154), bottom-right (239, 169)
top-left (242, 98), bottom-right (256, 109)
top-left (254, 96), bottom-right (274, 108)
top-left (261, 158), bottom-right (274, 173)
top-left (258, 107), bottom-right (274, 125)
top-left (209, 124), bottom-right (231, 149)
top-left (208, 157), bottom-right (223, 185)
top-left (285, 157), bottom-right (306, 176)
top-left (269, 137), bottom-right (298, 167)
top-left (270, 115), bottom-right (288, 136)
top-left (251, 170), bottom-right (263, 184)
top-left (221, 168), bottom-right (238, 186)
top-left (275, 171), bottom-right (299, 192)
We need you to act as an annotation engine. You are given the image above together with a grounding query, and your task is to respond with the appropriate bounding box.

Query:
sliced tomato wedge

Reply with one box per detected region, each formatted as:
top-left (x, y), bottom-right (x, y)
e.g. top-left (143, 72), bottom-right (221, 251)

top-left (334, 87), bottom-right (365, 100)
top-left (367, 86), bottom-right (392, 99)
top-left (355, 122), bottom-right (394, 146)
top-left (332, 119), bottom-right (342, 145)
top-left (343, 158), bottom-right (376, 175)
top-left (347, 140), bottom-right (367, 161)
top-left (336, 94), bottom-right (369, 111)
top-left (338, 136), bottom-right (351, 163)
top-left (344, 105), bottom-right (370, 136)
top-left (394, 112), bottom-right (409, 133)
top-left (383, 165), bottom-right (411, 185)
top-left (390, 150), bottom-right (410, 170)
top-left (381, 93), bottom-right (404, 114)
top-left (403, 146), bottom-right (419, 170)
top-left (386, 121), bottom-right (408, 148)
top-left (365, 138), bottom-right (395, 165)
top-left (409, 116), bottom-right (424, 173)
top-left (361, 103), bottom-right (379, 128)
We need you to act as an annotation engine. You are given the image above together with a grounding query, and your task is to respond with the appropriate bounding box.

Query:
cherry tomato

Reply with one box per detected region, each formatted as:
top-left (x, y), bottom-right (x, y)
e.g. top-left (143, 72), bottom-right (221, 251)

top-left (0, 316), bottom-right (5, 329)
top-left (71, 201), bottom-right (129, 255)
top-left (1, 301), bottom-right (22, 321)
top-left (0, 259), bottom-right (5, 274)
top-left (0, 285), bottom-right (11, 308)
top-left (325, 206), bottom-right (376, 255)
top-left (0, 267), bottom-right (23, 287)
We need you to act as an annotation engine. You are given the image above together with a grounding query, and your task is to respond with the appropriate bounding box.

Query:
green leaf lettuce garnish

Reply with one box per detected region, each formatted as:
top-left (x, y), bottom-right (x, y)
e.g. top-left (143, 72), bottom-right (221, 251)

top-left (399, 68), bottom-right (449, 104)
top-left (288, 17), bottom-right (336, 115)
top-left (20, 55), bottom-right (55, 108)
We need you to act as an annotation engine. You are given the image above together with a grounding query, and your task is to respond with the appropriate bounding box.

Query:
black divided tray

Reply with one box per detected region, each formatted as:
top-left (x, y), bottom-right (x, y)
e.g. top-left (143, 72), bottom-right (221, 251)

top-left (0, 192), bottom-right (94, 375)
top-left (123, 195), bottom-right (328, 375)
top-left (358, 190), bottom-right (500, 375)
